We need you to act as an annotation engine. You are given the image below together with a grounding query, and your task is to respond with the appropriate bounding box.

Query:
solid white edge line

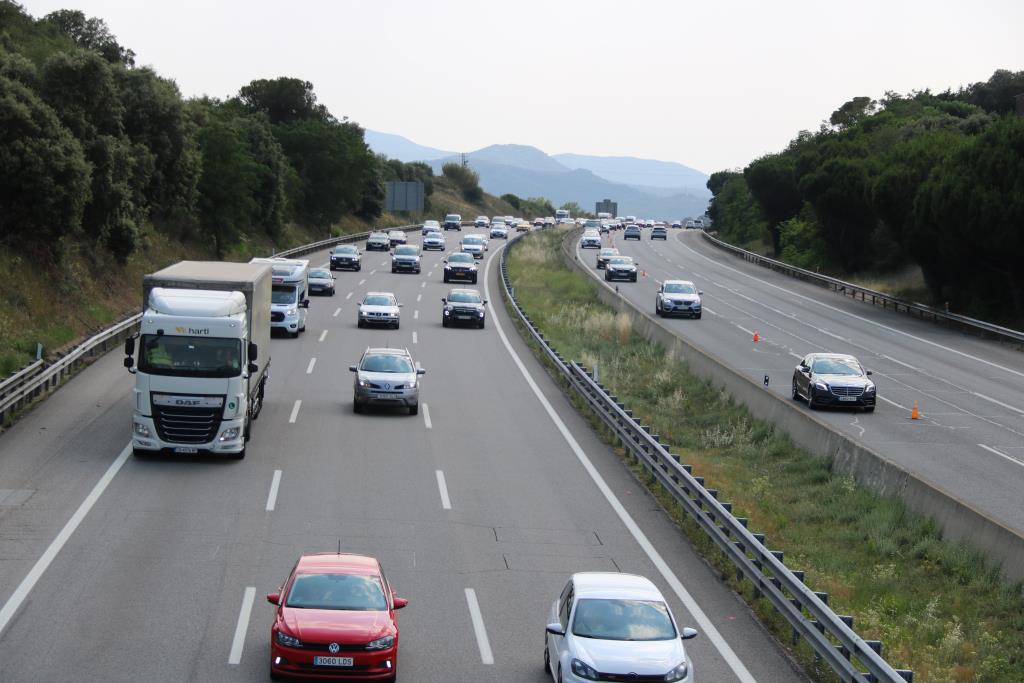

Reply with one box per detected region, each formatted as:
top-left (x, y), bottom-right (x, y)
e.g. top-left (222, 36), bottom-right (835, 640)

top-left (0, 443), bottom-right (132, 637)
top-left (265, 470), bottom-right (283, 511)
top-left (288, 400), bottom-right (302, 424)
top-left (306, 357), bottom-right (316, 374)
top-left (464, 588), bottom-right (494, 665)
top-left (978, 443), bottom-right (1024, 469)
top-left (436, 470), bottom-right (451, 509)
top-left (483, 244), bottom-right (757, 683)
top-left (228, 586), bottom-right (256, 664)
top-left (422, 402), bottom-right (432, 429)
top-left (319, 330), bottom-right (328, 342)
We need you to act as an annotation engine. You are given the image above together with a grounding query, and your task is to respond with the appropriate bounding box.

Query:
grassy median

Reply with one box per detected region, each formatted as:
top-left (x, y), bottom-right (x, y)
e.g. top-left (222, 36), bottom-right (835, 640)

top-left (506, 228), bottom-right (1024, 683)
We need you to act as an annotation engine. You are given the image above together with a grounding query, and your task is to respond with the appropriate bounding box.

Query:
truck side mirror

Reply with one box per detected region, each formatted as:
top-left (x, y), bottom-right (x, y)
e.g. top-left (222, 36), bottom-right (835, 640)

top-left (124, 336), bottom-right (135, 356)
top-left (301, 300), bottom-right (309, 309)
top-left (123, 357), bottom-right (134, 369)
top-left (248, 342), bottom-right (258, 362)
top-left (247, 363), bottom-right (258, 374)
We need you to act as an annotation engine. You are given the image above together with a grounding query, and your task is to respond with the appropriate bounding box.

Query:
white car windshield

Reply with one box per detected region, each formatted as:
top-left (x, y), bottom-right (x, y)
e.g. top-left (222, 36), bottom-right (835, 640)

top-left (286, 573), bottom-right (387, 611)
top-left (571, 599), bottom-right (676, 641)
top-left (664, 283), bottom-right (695, 294)
top-left (463, 236), bottom-right (484, 244)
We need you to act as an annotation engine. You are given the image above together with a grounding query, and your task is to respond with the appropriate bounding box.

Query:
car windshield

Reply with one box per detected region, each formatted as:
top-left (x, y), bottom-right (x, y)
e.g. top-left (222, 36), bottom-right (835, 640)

top-left (571, 599), bottom-right (676, 641)
top-left (424, 221), bottom-right (439, 227)
top-left (394, 246), bottom-right (418, 255)
top-left (463, 236), bottom-right (484, 244)
top-left (286, 573), bottom-right (387, 611)
top-left (272, 284), bottom-right (298, 304)
top-left (609, 257), bottom-right (634, 265)
top-left (449, 254), bottom-right (473, 264)
top-left (812, 357), bottom-right (863, 376)
top-left (138, 335), bottom-right (241, 378)
top-left (448, 291), bottom-right (482, 303)
top-left (361, 354), bottom-right (414, 373)
top-left (363, 295), bottom-right (396, 307)
top-left (335, 245), bottom-right (357, 254)
top-left (370, 233), bottom-right (387, 240)
top-left (626, 226), bottom-right (639, 231)
top-left (600, 249), bottom-right (619, 256)
top-left (664, 283), bottom-right (696, 294)
top-left (445, 215), bottom-right (460, 221)
top-left (389, 231), bottom-right (404, 238)
top-left (309, 269), bottom-right (331, 278)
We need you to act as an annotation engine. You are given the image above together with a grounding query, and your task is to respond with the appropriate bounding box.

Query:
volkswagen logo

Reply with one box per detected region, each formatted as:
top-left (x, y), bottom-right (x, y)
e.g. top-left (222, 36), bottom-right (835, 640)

top-left (328, 642), bottom-right (340, 654)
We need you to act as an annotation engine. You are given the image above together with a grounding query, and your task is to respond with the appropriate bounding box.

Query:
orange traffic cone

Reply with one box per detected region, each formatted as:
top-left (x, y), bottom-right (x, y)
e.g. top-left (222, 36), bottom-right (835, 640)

top-left (911, 400), bottom-right (919, 420)
top-left (641, 270), bottom-right (647, 277)
top-left (752, 331), bottom-right (760, 342)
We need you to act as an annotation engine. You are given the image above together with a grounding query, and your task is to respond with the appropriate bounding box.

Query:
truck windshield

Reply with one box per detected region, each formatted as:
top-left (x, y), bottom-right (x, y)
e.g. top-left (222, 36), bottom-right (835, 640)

top-left (139, 335), bottom-right (242, 378)
top-left (272, 285), bottom-right (298, 304)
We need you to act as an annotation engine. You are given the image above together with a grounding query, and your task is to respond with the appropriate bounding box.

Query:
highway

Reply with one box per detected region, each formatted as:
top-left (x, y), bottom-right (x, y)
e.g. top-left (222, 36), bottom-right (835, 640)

top-left (576, 229), bottom-right (1024, 540)
top-left (0, 232), bottom-right (803, 681)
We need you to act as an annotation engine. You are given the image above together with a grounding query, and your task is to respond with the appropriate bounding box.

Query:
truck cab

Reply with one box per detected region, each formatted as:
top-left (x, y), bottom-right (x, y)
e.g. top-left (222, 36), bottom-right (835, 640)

top-left (250, 257), bottom-right (309, 338)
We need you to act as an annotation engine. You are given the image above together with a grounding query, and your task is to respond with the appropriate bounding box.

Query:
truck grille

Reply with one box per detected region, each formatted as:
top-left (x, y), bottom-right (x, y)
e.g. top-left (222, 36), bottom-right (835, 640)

top-left (271, 311), bottom-right (284, 322)
top-left (152, 404), bottom-right (222, 444)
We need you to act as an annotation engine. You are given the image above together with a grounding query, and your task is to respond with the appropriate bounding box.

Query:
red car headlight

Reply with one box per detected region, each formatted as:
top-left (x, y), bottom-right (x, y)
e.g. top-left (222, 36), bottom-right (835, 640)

top-left (366, 635), bottom-right (394, 650)
top-left (276, 630), bottom-right (303, 648)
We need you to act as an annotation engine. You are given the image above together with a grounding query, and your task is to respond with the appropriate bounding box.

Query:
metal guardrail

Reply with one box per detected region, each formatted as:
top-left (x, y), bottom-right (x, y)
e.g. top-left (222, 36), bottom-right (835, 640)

top-left (700, 230), bottom-right (1024, 344)
top-left (499, 235), bottom-right (914, 683)
top-left (0, 224), bottom-right (423, 426)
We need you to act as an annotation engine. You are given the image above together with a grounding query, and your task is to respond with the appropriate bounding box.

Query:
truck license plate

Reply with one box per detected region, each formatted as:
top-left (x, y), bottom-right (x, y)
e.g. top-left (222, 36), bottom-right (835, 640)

top-left (174, 447), bottom-right (199, 454)
top-left (313, 656), bottom-right (353, 667)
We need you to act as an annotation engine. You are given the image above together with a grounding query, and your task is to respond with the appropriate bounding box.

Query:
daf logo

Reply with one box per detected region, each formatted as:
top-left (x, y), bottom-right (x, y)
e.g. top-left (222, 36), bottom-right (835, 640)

top-left (328, 643), bottom-right (340, 654)
top-left (175, 399), bottom-right (202, 406)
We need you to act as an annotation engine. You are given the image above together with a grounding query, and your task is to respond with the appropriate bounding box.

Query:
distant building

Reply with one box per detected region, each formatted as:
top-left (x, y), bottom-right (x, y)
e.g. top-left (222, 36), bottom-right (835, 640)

top-left (596, 199), bottom-right (617, 216)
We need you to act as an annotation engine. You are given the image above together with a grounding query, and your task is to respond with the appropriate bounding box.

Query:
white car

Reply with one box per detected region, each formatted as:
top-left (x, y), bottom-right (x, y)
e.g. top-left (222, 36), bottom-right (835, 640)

top-left (422, 219), bottom-right (441, 235)
top-left (460, 233), bottom-right (488, 258)
top-left (423, 231), bottom-right (446, 250)
top-left (545, 573), bottom-right (697, 683)
top-left (475, 216), bottom-right (490, 228)
top-left (579, 231), bottom-right (601, 249)
top-left (357, 292), bottom-right (401, 329)
top-left (489, 224), bottom-right (509, 240)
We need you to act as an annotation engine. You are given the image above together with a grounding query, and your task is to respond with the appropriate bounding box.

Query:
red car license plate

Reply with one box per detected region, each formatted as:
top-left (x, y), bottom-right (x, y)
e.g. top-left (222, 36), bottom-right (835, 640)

top-left (313, 656), bottom-right (353, 667)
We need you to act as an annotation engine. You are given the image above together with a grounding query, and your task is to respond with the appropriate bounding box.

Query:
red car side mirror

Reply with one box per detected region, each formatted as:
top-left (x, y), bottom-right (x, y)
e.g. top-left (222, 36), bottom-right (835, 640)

top-left (393, 597), bottom-right (409, 610)
top-left (266, 592), bottom-right (280, 605)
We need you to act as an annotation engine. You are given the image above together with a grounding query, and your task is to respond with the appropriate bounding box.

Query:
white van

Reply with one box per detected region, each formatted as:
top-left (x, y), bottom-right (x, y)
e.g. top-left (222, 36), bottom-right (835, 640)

top-left (249, 257), bottom-right (309, 337)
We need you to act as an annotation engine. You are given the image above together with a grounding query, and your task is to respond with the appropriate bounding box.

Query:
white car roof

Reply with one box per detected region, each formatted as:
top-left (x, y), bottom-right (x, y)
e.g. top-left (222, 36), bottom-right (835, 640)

top-left (664, 279), bottom-right (696, 287)
top-left (571, 572), bottom-right (662, 601)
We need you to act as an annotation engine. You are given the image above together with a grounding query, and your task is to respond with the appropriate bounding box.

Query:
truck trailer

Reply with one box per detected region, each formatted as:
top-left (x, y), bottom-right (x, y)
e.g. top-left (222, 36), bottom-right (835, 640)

top-left (124, 261), bottom-right (272, 459)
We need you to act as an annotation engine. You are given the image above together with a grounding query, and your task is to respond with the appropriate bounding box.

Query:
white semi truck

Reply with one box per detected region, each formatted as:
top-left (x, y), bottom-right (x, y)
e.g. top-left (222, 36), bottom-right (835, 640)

top-left (124, 261), bottom-right (272, 459)
top-left (250, 257), bottom-right (310, 338)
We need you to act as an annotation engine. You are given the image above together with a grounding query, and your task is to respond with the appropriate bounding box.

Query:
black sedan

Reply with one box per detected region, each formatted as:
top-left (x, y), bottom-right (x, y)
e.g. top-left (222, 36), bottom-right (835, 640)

top-left (441, 288), bottom-right (487, 328)
top-left (792, 353), bottom-right (876, 412)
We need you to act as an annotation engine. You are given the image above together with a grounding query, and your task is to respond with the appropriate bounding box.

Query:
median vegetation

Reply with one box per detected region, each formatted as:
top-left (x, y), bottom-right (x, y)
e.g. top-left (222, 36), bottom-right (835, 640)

top-left (507, 228), bottom-right (1024, 682)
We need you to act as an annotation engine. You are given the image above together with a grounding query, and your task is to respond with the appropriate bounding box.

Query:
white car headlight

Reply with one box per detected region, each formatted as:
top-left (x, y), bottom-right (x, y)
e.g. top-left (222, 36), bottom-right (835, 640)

top-left (285, 307), bottom-right (298, 317)
top-left (865, 383), bottom-right (876, 394)
top-left (814, 381), bottom-right (829, 392)
top-left (366, 635), bottom-right (394, 650)
top-left (665, 661), bottom-right (689, 681)
top-left (571, 658), bottom-right (600, 680)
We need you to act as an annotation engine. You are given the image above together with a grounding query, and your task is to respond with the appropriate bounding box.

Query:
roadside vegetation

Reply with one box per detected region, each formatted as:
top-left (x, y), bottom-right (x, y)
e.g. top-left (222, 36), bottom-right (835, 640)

top-left (706, 71), bottom-right (1024, 326)
top-left (507, 228), bottom-right (1024, 682)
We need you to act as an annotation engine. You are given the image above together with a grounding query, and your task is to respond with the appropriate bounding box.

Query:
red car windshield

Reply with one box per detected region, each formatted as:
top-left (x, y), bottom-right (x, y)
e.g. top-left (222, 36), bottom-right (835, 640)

top-left (286, 573), bottom-right (388, 611)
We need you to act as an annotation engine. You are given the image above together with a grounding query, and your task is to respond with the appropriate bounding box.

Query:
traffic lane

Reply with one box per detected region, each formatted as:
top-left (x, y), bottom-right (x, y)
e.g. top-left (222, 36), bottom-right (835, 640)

top-left (587, 235), bottom-right (1024, 530)
top-left (0, 350), bottom-right (135, 616)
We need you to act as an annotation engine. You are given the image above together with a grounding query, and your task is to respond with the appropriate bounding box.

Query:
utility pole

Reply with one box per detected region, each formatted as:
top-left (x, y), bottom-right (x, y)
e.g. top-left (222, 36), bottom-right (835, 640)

top-left (461, 152), bottom-right (469, 168)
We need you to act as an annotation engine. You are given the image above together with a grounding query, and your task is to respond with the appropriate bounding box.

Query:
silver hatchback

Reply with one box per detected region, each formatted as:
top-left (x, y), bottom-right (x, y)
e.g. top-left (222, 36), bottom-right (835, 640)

top-left (350, 347), bottom-right (425, 415)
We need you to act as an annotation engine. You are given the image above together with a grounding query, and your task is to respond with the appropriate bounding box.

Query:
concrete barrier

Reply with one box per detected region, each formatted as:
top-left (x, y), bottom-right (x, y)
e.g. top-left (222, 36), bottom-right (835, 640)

top-left (558, 228), bottom-right (1024, 581)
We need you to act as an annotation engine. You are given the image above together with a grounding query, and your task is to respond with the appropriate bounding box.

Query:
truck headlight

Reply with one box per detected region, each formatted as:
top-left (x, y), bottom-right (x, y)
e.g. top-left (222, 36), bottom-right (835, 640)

top-left (219, 427), bottom-right (240, 442)
top-left (133, 422), bottom-right (151, 437)
top-left (286, 308), bottom-right (297, 317)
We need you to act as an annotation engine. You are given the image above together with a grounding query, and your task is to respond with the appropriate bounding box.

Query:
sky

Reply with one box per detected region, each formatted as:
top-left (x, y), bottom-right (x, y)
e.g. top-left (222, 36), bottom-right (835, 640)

top-left (21, 0), bottom-right (1024, 174)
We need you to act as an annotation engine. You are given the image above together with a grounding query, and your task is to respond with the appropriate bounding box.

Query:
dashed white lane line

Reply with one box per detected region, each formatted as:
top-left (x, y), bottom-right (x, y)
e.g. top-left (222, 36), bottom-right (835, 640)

top-left (978, 444), bottom-right (1024, 469)
top-left (423, 402), bottom-right (432, 429)
top-left (319, 330), bottom-right (328, 342)
top-left (483, 247), bottom-right (757, 683)
top-left (288, 400), bottom-right (302, 424)
top-left (414, 310), bottom-right (419, 320)
top-left (371, 269), bottom-right (377, 275)
top-left (358, 279), bottom-right (366, 286)
top-left (228, 587), bottom-right (256, 664)
top-left (265, 470), bottom-right (282, 511)
top-left (435, 470), bottom-right (451, 509)
top-left (417, 294), bottom-right (422, 302)
top-left (971, 392), bottom-right (1024, 415)
top-left (877, 394), bottom-right (910, 411)
top-left (412, 331), bottom-right (418, 344)
top-left (333, 307), bottom-right (341, 317)
top-left (306, 358), bottom-right (316, 374)
top-left (0, 443), bottom-right (132, 638)
top-left (346, 292), bottom-right (353, 300)
top-left (702, 306), bottom-right (718, 316)
top-left (421, 281), bottom-right (426, 288)
top-left (464, 588), bottom-right (494, 665)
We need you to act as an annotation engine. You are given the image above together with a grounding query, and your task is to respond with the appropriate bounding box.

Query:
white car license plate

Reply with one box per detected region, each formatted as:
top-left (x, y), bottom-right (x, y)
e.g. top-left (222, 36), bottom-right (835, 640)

top-left (838, 396), bottom-right (857, 402)
top-left (174, 447), bottom-right (198, 454)
top-left (314, 656), bottom-right (353, 667)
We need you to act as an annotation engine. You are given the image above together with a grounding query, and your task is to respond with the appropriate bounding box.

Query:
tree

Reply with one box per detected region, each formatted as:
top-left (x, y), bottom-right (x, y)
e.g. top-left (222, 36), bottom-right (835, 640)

top-left (196, 117), bottom-right (260, 258)
top-left (798, 157), bottom-right (875, 271)
top-left (42, 9), bottom-right (135, 66)
top-left (0, 74), bottom-right (91, 256)
top-left (744, 153), bottom-right (802, 253)
top-left (829, 96), bottom-right (877, 129)
top-left (237, 77), bottom-right (331, 125)
top-left (442, 162), bottom-right (482, 202)
top-left (500, 193), bottom-right (521, 210)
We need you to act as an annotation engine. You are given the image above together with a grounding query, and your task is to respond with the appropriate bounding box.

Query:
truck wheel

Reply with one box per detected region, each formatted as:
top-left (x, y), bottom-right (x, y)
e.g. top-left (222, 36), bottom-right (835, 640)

top-left (478, 319), bottom-right (485, 329)
top-left (442, 318), bottom-right (449, 328)
top-left (289, 330), bottom-right (299, 338)
top-left (443, 274), bottom-right (450, 283)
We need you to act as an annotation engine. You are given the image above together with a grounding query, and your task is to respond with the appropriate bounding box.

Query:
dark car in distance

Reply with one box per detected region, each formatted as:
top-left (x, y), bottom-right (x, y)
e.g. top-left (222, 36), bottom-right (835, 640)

top-left (792, 353), bottom-right (876, 412)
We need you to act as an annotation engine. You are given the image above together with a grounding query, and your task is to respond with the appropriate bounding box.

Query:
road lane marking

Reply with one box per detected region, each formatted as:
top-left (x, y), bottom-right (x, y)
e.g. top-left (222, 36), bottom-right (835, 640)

top-left (423, 402), bottom-right (432, 429)
top-left (435, 470), bottom-right (451, 509)
top-left (421, 281), bottom-right (426, 288)
top-left (306, 358), bottom-right (316, 374)
top-left (417, 294), bottom-right (422, 302)
top-left (464, 588), bottom-right (494, 665)
top-left (484, 247), bottom-right (757, 682)
top-left (319, 330), bottom-right (328, 342)
top-left (228, 587), bottom-right (256, 664)
top-left (978, 444), bottom-right (1024, 469)
top-left (346, 292), bottom-right (353, 300)
top-left (414, 310), bottom-right (419, 320)
top-left (333, 307), bottom-right (341, 317)
top-left (971, 392), bottom-right (1024, 415)
top-left (358, 279), bottom-right (366, 285)
top-left (266, 470), bottom-right (282, 511)
top-left (877, 395), bottom-right (910, 411)
top-left (0, 443), bottom-right (132, 638)
top-left (288, 400), bottom-right (302, 424)
top-left (412, 331), bottom-right (418, 344)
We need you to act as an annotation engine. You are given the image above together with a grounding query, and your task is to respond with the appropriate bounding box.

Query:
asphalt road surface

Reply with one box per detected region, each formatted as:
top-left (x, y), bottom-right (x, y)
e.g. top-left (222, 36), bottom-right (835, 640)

top-left (577, 228), bottom-right (1024, 540)
top-left (0, 230), bottom-right (803, 681)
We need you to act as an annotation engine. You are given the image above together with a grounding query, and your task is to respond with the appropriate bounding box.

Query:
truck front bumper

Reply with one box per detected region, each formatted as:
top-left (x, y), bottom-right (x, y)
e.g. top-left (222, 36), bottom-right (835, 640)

top-left (131, 415), bottom-right (246, 455)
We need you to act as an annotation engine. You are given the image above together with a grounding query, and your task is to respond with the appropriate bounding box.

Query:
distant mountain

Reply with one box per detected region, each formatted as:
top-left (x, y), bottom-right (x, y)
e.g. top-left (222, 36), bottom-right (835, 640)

top-left (363, 130), bottom-right (453, 163)
top-left (553, 153), bottom-right (709, 195)
top-left (364, 130), bottom-right (709, 218)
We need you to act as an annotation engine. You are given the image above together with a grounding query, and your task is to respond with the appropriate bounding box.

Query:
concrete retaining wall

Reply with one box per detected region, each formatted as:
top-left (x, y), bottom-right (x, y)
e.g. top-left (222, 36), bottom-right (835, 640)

top-left (557, 229), bottom-right (1024, 581)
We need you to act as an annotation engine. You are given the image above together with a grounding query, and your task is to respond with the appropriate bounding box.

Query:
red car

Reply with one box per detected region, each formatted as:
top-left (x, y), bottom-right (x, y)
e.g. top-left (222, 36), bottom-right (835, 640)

top-left (267, 553), bottom-right (408, 680)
